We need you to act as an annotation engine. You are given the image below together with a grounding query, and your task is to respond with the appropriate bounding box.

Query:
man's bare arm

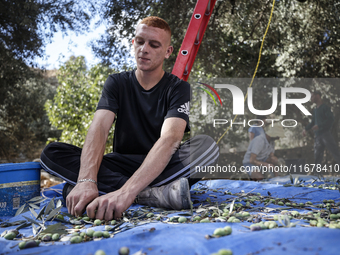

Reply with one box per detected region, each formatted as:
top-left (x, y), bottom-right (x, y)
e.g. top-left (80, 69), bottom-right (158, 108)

top-left (86, 117), bottom-right (187, 220)
top-left (67, 109), bottom-right (115, 216)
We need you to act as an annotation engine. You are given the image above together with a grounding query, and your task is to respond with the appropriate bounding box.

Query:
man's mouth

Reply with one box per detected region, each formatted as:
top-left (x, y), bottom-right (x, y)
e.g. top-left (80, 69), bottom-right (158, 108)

top-left (139, 57), bottom-right (150, 61)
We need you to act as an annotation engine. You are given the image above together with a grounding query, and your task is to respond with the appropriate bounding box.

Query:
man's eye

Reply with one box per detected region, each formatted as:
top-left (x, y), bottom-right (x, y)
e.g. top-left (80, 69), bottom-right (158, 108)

top-left (150, 44), bottom-right (160, 48)
top-left (137, 41), bottom-right (144, 45)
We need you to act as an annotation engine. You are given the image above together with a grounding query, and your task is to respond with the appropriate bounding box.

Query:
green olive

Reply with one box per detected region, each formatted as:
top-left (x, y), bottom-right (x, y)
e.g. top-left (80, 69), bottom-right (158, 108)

top-left (218, 249), bottom-right (233, 255)
top-left (70, 236), bottom-right (82, 244)
top-left (56, 214), bottom-right (64, 220)
top-left (86, 228), bottom-right (95, 237)
top-left (330, 214), bottom-right (339, 220)
top-left (82, 216), bottom-right (90, 221)
top-left (111, 220), bottom-right (116, 225)
top-left (193, 216), bottom-right (201, 221)
top-left (102, 231), bottom-right (110, 238)
top-left (93, 231), bottom-right (103, 238)
top-left (317, 222), bottom-right (324, 228)
top-left (223, 226), bottom-right (232, 235)
top-left (52, 233), bottom-right (60, 241)
top-left (213, 228), bottom-right (227, 236)
top-left (178, 217), bottom-right (187, 223)
top-left (146, 213), bottom-right (154, 218)
top-left (268, 222), bottom-right (277, 229)
top-left (118, 246), bottom-right (130, 255)
top-left (94, 250), bottom-right (106, 255)
top-left (94, 219), bottom-right (102, 226)
top-left (4, 232), bottom-right (16, 240)
top-left (242, 212), bottom-right (250, 217)
top-left (18, 241), bottom-right (26, 249)
top-left (169, 217), bottom-right (177, 222)
top-left (310, 220), bottom-right (317, 226)
top-left (227, 217), bottom-right (235, 223)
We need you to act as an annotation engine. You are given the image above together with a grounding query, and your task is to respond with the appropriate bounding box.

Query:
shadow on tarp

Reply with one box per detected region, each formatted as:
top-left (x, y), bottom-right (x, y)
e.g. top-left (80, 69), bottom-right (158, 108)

top-left (1, 180), bottom-right (340, 255)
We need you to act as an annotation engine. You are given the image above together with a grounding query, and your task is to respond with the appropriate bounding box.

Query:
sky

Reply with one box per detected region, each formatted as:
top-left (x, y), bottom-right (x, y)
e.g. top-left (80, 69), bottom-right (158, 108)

top-left (35, 17), bottom-right (116, 70)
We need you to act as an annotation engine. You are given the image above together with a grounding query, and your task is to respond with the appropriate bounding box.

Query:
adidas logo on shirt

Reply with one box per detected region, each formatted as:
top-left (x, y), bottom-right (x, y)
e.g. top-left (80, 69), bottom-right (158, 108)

top-left (177, 102), bottom-right (190, 115)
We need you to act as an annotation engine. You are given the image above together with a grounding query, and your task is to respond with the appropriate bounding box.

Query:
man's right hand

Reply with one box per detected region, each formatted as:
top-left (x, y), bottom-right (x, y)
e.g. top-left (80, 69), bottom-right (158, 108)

top-left (66, 182), bottom-right (99, 217)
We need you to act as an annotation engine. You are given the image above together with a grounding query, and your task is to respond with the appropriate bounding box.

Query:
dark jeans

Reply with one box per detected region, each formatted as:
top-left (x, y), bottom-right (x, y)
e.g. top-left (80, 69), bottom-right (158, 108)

top-left (314, 131), bottom-right (340, 165)
top-left (40, 135), bottom-right (219, 194)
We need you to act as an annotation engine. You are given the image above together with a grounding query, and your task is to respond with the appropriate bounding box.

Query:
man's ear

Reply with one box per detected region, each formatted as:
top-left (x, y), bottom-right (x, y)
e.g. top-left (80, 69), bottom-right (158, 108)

top-left (165, 46), bottom-right (173, 59)
top-left (132, 38), bottom-right (135, 46)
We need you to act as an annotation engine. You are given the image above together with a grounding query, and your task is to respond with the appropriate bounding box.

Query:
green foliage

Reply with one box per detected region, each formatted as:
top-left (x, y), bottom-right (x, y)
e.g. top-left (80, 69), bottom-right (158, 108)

top-left (0, 74), bottom-right (56, 161)
top-left (45, 56), bottom-right (116, 153)
top-left (0, 0), bottom-right (98, 161)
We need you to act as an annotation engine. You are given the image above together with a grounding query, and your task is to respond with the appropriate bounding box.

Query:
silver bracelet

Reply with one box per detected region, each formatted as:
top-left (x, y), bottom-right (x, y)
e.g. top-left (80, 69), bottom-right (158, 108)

top-left (77, 179), bottom-right (97, 185)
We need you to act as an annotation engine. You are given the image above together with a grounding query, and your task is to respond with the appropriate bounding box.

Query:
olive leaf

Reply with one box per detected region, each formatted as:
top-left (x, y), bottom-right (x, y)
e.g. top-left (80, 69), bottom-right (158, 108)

top-left (22, 216), bottom-right (43, 227)
top-left (15, 222), bottom-right (31, 231)
top-left (32, 223), bottom-right (40, 236)
top-left (40, 223), bottom-right (68, 235)
top-left (56, 199), bottom-right (63, 208)
top-left (27, 196), bottom-right (44, 203)
top-left (29, 203), bottom-right (40, 210)
top-left (229, 199), bottom-right (236, 214)
top-left (289, 174), bottom-right (293, 184)
top-left (45, 197), bottom-right (55, 216)
top-left (45, 205), bottom-right (63, 221)
top-left (29, 207), bottom-right (38, 218)
top-left (14, 204), bottom-right (27, 217)
top-left (178, 213), bottom-right (192, 216)
top-left (36, 205), bottom-right (46, 220)
top-left (196, 208), bottom-right (207, 213)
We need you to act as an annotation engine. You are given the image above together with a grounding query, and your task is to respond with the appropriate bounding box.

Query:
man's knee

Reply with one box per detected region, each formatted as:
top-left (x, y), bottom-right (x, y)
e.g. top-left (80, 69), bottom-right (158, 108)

top-left (191, 134), bottom-right (218, 151)
top-left (190, 135), bottom-right (219, 163)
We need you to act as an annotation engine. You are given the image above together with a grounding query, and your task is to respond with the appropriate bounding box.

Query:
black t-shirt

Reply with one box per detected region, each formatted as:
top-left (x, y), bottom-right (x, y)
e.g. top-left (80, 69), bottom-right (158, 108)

top-left (96, 70), bottom-right (191, 155)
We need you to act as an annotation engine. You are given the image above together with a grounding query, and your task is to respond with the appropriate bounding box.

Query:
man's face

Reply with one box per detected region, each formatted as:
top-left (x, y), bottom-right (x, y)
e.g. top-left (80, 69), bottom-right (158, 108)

top-left (132, 24), bottom-right (173, 72)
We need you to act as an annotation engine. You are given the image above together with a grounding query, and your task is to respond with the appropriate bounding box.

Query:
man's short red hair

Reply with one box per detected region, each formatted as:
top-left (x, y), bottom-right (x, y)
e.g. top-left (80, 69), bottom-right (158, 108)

top-left (139, 16), bottom-right (171, 37)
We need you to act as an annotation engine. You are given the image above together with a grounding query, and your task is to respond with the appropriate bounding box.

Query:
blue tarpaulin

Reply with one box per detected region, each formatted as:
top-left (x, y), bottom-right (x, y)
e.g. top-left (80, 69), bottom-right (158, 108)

top-left (1, 178), bottom-right (340, 255)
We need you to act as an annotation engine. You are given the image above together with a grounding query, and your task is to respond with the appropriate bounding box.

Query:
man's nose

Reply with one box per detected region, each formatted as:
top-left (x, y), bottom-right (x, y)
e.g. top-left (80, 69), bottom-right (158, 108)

top-left (140, 42), bottom-right (149, 53)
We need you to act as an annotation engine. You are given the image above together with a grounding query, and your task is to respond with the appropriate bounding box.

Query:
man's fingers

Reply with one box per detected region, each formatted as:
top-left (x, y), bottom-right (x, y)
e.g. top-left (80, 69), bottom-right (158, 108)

top-left (94, 201), bottom-right (106, 220)
top-left (74, 200), bottom-right (88, 217)
top-left (86, 199), bottom-right (99, 219)
top-left (113, 210), bottom-right (122, 220)
top-left (104, 203), bottom-right (117, 221)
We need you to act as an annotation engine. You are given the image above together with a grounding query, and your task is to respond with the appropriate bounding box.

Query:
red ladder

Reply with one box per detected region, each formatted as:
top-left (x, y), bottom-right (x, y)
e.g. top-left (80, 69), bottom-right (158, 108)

top-left (171, 0), bottom-right (217, 81)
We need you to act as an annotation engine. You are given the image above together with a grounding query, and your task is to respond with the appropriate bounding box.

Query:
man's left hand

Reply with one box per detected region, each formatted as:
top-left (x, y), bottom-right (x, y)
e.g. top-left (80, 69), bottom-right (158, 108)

top-left (86, 189), bottom-right (135, 221)
top-left (312, 125), bottom-right (319, 131)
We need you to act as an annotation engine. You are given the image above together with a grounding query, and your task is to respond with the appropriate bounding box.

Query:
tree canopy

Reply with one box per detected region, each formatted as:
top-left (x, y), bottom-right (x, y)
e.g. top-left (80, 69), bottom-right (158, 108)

top-left (0, 0), bottom-right (96, 161)
top-left (1, 0), bottom-right (340, 161)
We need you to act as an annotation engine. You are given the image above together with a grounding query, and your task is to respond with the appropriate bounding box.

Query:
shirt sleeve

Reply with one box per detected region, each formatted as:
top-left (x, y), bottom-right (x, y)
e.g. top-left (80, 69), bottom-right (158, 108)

top-left (164, 80), bottom-right (191, 130)
top-left (96, 74), bottom-right (120, 114)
